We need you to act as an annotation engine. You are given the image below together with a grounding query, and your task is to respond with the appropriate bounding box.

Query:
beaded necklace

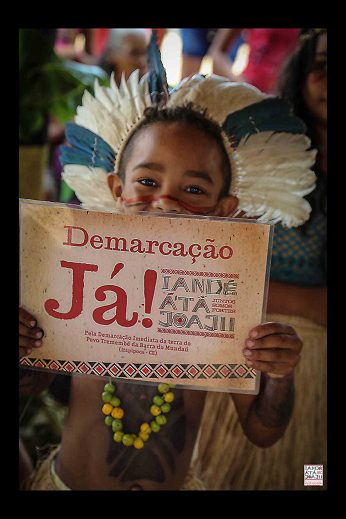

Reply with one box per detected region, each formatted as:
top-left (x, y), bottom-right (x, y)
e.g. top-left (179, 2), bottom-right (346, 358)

top-left (101, 380), bottom-right (174, 449)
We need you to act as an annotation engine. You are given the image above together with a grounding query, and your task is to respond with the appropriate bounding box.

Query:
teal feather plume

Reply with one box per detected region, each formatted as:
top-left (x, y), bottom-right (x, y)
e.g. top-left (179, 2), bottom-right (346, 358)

top-left (147, 29), bottom-right (169, 104)
top-left (60, 122), bottom-right (116, 173)
top-left (222, 98), bottom-right (306, 147)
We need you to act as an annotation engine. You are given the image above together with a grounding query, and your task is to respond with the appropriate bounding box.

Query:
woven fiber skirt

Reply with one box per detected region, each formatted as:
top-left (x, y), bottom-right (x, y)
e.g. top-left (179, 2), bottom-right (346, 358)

top-left (190, 314), bottom-right (327, 490)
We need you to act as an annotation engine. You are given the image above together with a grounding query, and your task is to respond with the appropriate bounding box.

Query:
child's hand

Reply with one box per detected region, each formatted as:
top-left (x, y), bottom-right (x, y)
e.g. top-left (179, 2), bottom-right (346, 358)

top-left (243, 322), bottom-right (302, 379)
top-left (19, 307), bottom-right (44, 358)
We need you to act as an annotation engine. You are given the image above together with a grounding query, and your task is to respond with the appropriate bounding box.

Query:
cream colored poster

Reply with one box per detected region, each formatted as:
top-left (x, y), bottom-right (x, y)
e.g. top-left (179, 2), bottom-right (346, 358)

top-left (19, 200), bottom-right (273, 393)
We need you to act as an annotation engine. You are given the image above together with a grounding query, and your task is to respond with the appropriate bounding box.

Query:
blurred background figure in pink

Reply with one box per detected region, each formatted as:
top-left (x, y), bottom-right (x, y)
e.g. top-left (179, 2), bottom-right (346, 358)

top-left (208, 28), bottom-right (300, 94)
top-left (54, 28), bottom-right (97, 65)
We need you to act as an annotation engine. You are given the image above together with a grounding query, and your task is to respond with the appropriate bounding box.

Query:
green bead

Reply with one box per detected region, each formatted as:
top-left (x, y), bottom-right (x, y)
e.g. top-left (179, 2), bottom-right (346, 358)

top-left (104, 382), bottom-right (116, 393)
top-left (158, 383), bottom-right (170, 394)
top-left (110, 396), bottom-right (121, 407)
top-left (112, 419), bottom-right (123, 432)
top-left (105, 415), bottom-right (113, 426)
top-left (155, 414), bottom-right (167, 425)
top-left (122, 434), bottom-right (134, 446)
top-left (150, 420), bottom-right (161, 432)
top-left (160, 403), bottom-right (171, 413)
top-left (113, 431), bottom-right (124, 443)
top-left (102, 391), bottom-right (112, 403)
top-left (153, 395), bottom-right (164, 406)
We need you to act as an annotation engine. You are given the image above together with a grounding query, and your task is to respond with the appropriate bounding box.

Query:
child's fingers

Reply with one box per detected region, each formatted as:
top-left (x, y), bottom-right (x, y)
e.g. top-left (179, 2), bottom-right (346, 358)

top-left (19, 307), bottom-right (43, 357)
top-left (245, 332), bottom-right (302, 352)
top-left (249, 322), bottom-right (297, 340)
top-left (19, 307), bottom-right (37, 328)
top-left (244, 322), bottom-right (303, 378)
top-left (244, 358), bottom-right (292, 377)
top-left (247, 322), bottom-right (302, 353)
top-left (19, 332), bottom-right (43, 357)
top-left (243, 347), bottom-right (300, 365)
top-left (19, 322), bottom-right (44, 340)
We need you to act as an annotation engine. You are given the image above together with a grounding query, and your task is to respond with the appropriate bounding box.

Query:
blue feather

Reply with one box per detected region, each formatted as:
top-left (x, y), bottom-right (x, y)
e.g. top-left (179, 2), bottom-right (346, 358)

top-left (60, 146), bottom-right (114, 171)
top-left (60, 123), bottom-right (116, 173)
top-left (222, 98), bottom-right (306, 147)
top-left (147, 29), bottom-right (169, 104)
top-left (66, 123), bottom-right (115, 160)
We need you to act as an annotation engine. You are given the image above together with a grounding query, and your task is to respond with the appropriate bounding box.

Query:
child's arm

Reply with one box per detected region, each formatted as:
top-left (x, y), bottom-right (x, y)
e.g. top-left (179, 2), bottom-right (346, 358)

top-left (19, 307), bottom-right (55, 396)
top-left (231, 322), bottom-right (302, 447)
top-left (207, 28), bottom-right (243, 81)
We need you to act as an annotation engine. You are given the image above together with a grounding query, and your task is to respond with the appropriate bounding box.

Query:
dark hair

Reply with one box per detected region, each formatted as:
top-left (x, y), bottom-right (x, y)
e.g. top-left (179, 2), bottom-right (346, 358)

top-left (277, 29), bottom-right (327, 139)
top-left (118, 103), bottom-right (232, 198)
top-left (277, 29), bottom-right (327, 229)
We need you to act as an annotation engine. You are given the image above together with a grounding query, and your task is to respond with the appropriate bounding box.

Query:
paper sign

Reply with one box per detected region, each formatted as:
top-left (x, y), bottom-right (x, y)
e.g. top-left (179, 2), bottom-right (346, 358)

top-left (19, 200), bottom-right (273, 393)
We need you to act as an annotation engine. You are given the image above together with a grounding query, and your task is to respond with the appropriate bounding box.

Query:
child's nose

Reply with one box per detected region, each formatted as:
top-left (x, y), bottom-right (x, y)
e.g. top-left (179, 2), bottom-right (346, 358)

top-left (151, 195), bottom-right (182, 213)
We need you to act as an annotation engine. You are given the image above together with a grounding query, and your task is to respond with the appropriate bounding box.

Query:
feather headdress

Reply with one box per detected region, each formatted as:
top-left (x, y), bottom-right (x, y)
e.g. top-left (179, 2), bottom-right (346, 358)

top-left (61, 31), bottom-right (316, 227)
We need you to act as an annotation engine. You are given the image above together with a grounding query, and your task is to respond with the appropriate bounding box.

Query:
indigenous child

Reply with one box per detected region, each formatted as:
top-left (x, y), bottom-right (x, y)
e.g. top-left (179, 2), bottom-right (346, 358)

top-left (19, 37), bottom-right (317, 490)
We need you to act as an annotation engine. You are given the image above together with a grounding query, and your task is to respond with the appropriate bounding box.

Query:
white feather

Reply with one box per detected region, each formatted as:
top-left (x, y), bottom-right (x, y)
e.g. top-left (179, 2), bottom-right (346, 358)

top-left (109, 72), bottom-right (122, 108)
top-left (139, 72), bottom-right (152, 107)
top-left (74, 69), bottom-right (152, 153)
top-left (168, 75), bottom-right (267, 123)
top-left (94, 79), bottom-right (114, 112)
top-left (62, 165), bottom-right (119, 212)
top-left (228, 129), bottom-right (317, 226)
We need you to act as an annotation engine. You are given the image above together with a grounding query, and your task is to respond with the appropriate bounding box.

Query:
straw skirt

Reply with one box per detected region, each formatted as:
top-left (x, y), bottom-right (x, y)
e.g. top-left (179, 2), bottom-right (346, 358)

top-left (190, 314), bottom-right (327, 490)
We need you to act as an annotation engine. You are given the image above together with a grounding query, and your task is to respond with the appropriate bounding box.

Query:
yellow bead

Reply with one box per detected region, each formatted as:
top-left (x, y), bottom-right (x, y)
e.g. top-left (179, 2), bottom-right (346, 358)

top-left (150, 404), bottom-right (161, 416)
top-left (102, 403), bottom-right (113, 415)
top-left (133, 437), bottom-right (144, 449)
top-left (164, 391), bottom-right (174, 403)
top-left (111, 407), bottom-right (124, 419)
top-left (138, 431), bottom-right (149, 441)
top-left (140, 423), bottom-right (151, 434)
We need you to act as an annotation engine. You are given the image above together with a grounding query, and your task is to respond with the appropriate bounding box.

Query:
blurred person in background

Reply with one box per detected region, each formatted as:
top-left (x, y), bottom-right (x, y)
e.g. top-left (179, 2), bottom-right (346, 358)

top-left (42, 29), bottom-right (102, 202)
top-left (93, 29), bottom-right (111, 57)
top-left (208, 28), bottom-right (300, 94)
top-left (180, 28), bottom-right (244, 78)
top-left (195, 28), bottom-right (327, 490)
top-left (43, 29), bottom-right (152, 203)
top-left (269, 28), bottom-right (327, 326)
top-left (54, 28), bottom-right (97, 65)
top-left (98, 28), bottom-right (151, 85)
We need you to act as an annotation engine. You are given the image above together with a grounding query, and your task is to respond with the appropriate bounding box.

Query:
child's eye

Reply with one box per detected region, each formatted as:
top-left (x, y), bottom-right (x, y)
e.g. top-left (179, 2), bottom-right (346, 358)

top-left (185, 186), bottom-right (205, 195)
top-left (138, 178), bottom-right (158, 187)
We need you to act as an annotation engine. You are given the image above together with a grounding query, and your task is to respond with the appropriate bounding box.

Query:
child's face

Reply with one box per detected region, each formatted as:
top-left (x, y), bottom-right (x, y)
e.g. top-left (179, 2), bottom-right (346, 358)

top-left (108, 122), bottom-right (238, 217)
